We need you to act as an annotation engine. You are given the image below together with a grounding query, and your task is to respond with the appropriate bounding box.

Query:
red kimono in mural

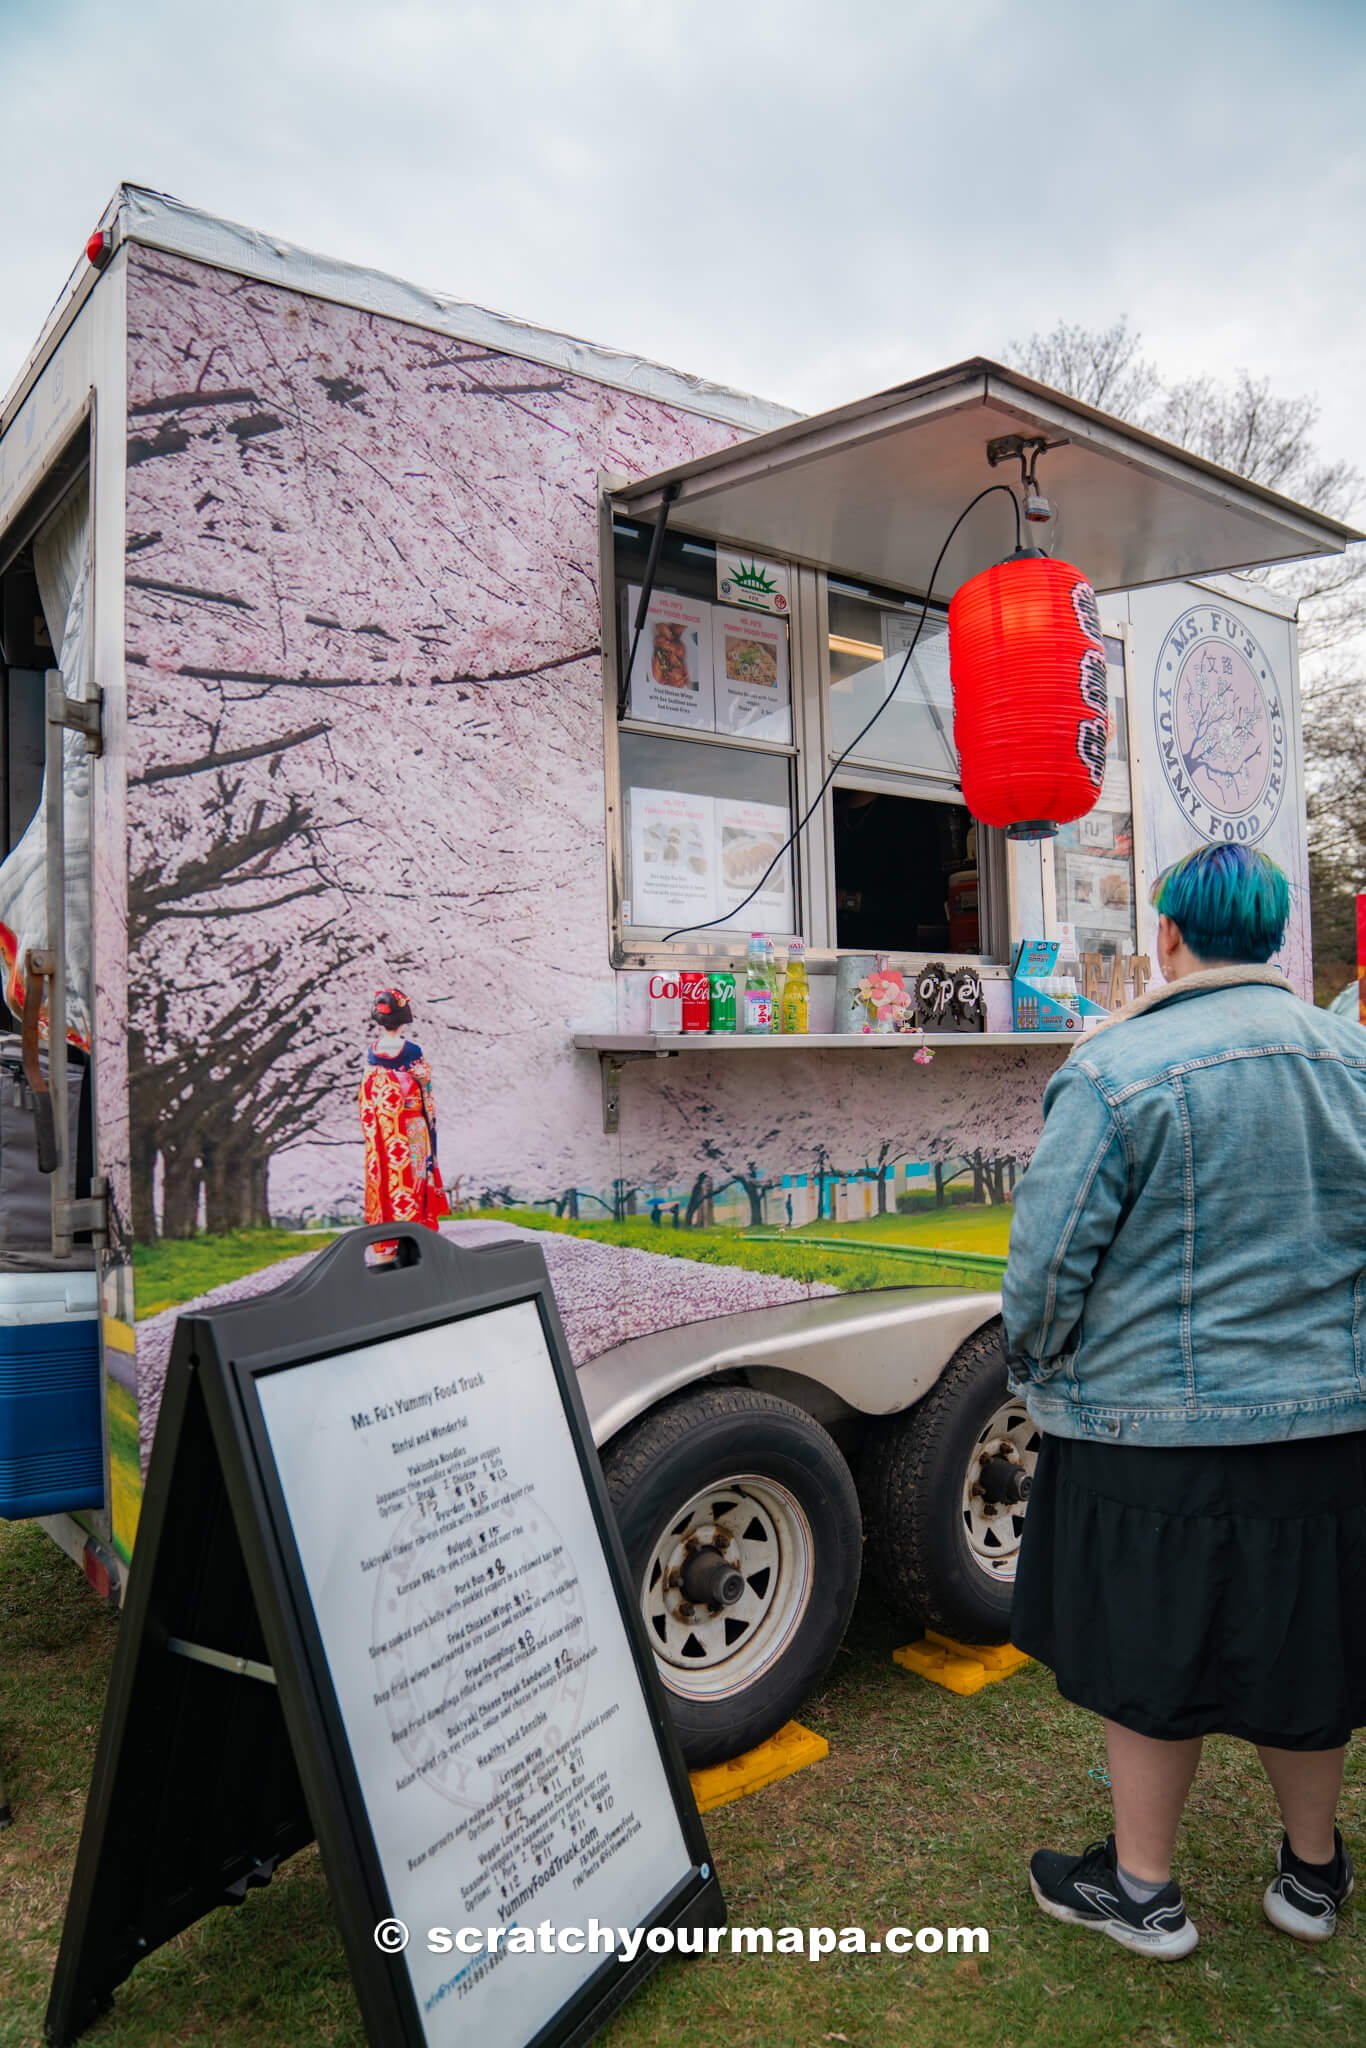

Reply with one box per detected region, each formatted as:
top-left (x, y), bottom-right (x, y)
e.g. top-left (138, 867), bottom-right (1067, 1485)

top-left (359, 1037), bottom-right (443, 1229)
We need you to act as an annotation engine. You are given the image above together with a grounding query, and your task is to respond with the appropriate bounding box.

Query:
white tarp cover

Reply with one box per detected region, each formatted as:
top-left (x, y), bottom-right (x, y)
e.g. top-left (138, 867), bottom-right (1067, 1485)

top-left (0, 480), bottom-right (92, 1046)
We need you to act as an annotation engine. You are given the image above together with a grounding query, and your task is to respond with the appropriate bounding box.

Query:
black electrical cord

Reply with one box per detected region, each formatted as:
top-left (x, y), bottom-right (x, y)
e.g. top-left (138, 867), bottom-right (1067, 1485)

top-left (660, 481), bottom-right (1022, 944)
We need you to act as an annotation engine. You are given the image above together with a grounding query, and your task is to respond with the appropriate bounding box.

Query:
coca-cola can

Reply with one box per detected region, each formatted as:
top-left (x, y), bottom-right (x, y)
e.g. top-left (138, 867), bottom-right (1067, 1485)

top-left (680, 967), bottom-right (711, 1033)
top-left (648, 971), bottom-right (682, 1033)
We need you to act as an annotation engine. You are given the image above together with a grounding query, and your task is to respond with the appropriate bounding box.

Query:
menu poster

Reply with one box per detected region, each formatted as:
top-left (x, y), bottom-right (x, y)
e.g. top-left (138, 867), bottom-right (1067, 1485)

top-left (715, 797), bottom-right (794, 931)
top-left (627, 788), bottom-right (793, 933)
top-left (712, 610), bottom-right (792, 743)
top-left (1056, 847), bottom-right (1134, 943)
top-left (257, 1301), bottom-right (695, 2047)
top-left (629, 786), bottom-right (716, 929)
top-left (625, 587), bottom-right (715, 732)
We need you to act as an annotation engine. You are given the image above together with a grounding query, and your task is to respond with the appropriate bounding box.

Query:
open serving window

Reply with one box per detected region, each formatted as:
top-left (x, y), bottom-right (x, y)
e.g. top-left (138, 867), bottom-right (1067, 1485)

top-left (602, 357), bottom-right (1359, 974)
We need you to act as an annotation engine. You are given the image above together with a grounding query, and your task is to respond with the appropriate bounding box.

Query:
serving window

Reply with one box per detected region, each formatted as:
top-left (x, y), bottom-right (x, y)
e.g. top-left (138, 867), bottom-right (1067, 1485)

top-left (825, 576), bottom-right (1003, 962)
top-left (611, 520), bottom-right (800, 946)
top-left (606, 520), bottom-right (1012, 968)
top-left (827, 584), bottom-right (957, 781)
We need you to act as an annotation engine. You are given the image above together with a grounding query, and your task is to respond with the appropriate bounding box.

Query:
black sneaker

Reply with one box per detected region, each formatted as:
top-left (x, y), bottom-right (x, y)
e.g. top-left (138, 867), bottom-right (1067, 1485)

top-left (1263, 1829), bottom-right (1354, 1943)
top-left (1029, 1833), bottom-right (1199, 1959)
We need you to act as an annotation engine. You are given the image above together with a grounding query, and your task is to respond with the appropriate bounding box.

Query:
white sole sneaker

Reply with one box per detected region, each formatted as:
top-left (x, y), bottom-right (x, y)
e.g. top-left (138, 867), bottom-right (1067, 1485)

top-left (1030, 1872), bottom-right (1200, 1959)
top-left (1262, 1868), bottom-right (1354, 1943)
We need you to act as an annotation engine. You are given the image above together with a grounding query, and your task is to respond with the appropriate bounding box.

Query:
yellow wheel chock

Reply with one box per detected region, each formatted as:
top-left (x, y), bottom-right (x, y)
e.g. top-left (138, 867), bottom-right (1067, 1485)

top-left (689, 1720), bottom-right (829, 1812)
top-left (893, 1631), bottom-right (1032, 1696)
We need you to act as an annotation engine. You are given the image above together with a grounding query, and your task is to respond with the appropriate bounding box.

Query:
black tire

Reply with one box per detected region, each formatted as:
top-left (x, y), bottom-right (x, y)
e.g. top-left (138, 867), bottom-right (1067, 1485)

top-left (860, 1320), bottom-right (1037, 1644)
top-left (600, 1386), bottom-right (862, 1769)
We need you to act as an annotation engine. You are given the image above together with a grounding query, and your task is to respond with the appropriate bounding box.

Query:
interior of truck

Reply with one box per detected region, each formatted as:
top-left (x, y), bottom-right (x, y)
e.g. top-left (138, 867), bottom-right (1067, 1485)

top-left (1, 551), bottom-right (50, 866)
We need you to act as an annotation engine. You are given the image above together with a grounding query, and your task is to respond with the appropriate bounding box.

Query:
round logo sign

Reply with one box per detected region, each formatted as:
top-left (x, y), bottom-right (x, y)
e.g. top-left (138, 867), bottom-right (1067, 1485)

top-left (1153, 604), bottom-right (1286, 844)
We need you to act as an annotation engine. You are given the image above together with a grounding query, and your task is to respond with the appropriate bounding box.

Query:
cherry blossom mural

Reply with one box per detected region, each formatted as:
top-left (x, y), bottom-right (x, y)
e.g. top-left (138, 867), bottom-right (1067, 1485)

top-left (119, 244), bottom-right (1054, 1484)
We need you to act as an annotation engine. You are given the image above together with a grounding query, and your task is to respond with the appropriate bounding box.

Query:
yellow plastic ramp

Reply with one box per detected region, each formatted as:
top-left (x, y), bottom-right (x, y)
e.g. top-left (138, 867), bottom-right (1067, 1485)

top-left (893, 1631), bottom-right (1032, 1696)
top-left (689, 1720), bottom-right (829, 1812)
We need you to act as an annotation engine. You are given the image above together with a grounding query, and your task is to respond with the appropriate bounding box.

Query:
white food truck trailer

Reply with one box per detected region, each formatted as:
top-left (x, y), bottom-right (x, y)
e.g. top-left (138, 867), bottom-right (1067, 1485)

top-left (1, 186), bottom-right (1355, 1767)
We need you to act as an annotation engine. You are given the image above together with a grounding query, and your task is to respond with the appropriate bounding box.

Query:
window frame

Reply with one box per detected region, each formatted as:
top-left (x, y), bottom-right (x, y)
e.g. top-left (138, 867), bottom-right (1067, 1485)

top-left (601, 494), bottom-right (1036, 974)
top-left (1039, 618), bottom-right (1149, 965)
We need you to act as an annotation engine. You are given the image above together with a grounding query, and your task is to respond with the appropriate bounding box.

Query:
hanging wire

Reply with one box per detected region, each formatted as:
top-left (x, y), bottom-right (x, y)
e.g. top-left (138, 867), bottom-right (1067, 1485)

top-left (660, 481), bottom-right (1023, 944)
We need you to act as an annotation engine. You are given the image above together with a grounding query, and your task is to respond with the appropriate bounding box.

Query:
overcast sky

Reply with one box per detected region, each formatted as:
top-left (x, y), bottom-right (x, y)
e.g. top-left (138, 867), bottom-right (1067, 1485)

top-left (3, 0), bottom-right (1365, 515)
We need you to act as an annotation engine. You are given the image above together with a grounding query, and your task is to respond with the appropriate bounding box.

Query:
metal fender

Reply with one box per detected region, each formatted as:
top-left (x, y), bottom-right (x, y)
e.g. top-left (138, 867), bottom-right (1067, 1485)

top-left (578, 1286), bottom-right (1003, 1448)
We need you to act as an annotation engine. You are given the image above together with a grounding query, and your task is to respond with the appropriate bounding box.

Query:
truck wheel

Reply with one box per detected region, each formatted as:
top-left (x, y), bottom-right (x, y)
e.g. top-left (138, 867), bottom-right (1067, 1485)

top-left (860, 1321), bottom-right (1038, 1644)
top-left (600, 1386), bottom-right (862, 1769)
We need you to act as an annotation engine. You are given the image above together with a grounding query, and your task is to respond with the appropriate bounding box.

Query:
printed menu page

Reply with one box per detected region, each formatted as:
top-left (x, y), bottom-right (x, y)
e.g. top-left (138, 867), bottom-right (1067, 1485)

top-left (256, 1304), bottom-right (691, 2048)
top-left (627, 787), bottom-right (793, 933)
top-left (625, 587), bottom-right (715, 732)
top-left (628, 786), bottom-right (716, 929)
top-left (714, 797), bottom-right (794, 931)
top-left (712, 609), bottom-right (791, 742)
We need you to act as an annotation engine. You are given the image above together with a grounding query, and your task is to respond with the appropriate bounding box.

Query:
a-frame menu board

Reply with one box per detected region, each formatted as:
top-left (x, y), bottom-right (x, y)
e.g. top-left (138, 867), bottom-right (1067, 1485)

top-left (47, 1225), bottom-right (722, 2047)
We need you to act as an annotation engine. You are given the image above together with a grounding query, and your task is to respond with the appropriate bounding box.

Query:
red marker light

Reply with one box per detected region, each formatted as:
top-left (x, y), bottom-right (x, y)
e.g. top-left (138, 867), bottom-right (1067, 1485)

top-left (82, 1542), bottom-right (112, 1601)
top-left (86, 228), bottom-right (112, 268)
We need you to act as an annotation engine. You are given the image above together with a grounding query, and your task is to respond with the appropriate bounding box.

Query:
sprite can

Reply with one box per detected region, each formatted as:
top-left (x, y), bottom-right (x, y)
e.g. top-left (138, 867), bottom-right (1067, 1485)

top-left (708, 970), bottom-right (737, 1033)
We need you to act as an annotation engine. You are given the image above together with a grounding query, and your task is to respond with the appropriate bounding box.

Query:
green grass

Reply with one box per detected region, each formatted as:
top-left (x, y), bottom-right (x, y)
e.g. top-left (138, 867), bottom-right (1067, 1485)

top-left (2, 1517), bottom-right (1362, 2047)
top-left (125, 1211), bottom-right (1012, 1327)
top-left (475, 1209), bottom-right (1000, 1294)
top-left (790, 1204), bottom-right (1014, 1256)
top-left (132, 1229), bottom-right (340, 1320)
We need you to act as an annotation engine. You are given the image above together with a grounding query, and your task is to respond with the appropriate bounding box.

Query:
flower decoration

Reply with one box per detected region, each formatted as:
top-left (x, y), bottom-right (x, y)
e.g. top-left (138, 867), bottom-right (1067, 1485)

top-left (855, 969), bottom-right (914, 1032)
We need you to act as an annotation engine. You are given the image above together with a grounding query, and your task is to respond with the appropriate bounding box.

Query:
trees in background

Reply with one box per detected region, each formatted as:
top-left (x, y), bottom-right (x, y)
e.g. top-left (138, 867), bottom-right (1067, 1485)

top-left (126, 707), bottom-right (362, 1240)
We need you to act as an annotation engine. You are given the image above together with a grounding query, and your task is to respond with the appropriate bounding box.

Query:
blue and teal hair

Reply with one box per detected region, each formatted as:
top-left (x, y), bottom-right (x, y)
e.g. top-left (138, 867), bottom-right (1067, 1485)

top-left (1150, 843), bottom-right (1290, 964)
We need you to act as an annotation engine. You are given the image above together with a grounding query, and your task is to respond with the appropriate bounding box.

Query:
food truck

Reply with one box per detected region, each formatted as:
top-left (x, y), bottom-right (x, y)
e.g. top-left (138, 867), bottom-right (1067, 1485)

top-left (1, 185), bottom-right (1356, 1767)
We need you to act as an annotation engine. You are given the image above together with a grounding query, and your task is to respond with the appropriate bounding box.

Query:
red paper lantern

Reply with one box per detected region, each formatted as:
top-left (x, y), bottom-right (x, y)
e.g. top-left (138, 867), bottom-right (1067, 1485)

top-left (948, 552), bottom-right (1107, 840)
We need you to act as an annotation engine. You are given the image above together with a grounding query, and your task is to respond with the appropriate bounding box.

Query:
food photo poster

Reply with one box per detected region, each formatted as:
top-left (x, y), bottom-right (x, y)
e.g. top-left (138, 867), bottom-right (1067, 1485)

top-left (625, 588), bottom-right (716, 731)
top-left (626, 588), bottom-right (791, 742)
top-left (628, 786), bottom-right (793, 931)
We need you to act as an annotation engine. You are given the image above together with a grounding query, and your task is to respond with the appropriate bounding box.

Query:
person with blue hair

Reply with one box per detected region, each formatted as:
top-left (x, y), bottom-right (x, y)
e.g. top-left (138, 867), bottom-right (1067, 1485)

top-left (1003, 841), bottom-right (1366, 1960)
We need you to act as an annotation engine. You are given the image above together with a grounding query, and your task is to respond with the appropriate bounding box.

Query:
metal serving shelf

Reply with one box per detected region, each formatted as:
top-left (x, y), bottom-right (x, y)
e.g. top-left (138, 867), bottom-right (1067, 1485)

top-left (572, 1031), bottom-right (1070, 1131)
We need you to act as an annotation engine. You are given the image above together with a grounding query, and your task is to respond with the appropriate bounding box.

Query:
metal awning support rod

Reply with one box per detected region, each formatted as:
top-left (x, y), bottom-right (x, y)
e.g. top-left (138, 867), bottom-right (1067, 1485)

top-left (615, 480), bottom-right (679, 719)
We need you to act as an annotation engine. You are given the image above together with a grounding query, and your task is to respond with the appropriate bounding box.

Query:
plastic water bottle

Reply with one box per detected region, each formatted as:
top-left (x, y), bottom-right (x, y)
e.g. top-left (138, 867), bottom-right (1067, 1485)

top-left (744, 933), bottom-right (774, 1034)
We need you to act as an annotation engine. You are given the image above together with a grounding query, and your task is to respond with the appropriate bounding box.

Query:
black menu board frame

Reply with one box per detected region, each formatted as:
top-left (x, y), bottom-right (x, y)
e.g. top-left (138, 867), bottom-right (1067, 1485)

top-left (46, 1224), bottom-right (722, 2048)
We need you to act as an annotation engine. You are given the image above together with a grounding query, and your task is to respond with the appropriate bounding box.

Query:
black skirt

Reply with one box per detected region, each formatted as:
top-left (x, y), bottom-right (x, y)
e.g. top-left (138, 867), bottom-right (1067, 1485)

top-left (1010, 1429), bottom-right (1366, 1750)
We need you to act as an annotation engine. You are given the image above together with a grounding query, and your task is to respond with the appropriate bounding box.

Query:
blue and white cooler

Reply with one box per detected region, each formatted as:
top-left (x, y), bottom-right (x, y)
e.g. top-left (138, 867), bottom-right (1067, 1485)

top-left (0, 1270), bottom-right (102, 1519)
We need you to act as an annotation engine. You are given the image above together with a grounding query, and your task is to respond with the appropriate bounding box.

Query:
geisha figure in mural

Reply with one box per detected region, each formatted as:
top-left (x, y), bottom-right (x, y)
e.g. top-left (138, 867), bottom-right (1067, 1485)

top-left (359, 987), bottom-right (448, 1231)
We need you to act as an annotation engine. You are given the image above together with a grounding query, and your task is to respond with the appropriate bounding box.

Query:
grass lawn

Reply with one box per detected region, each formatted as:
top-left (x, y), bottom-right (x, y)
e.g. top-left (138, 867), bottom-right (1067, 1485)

top-left (132, 1229), bottom-right (340, 1320)
top-left (3, 1516), bottom-right (1362, 2047)
top-left (787, 1204), bottom-right (1014, 1257)
top-left (126, 1212), bottom-right (1010, 1330)
top-left (477, 1209), bottom-right (1001, 1295)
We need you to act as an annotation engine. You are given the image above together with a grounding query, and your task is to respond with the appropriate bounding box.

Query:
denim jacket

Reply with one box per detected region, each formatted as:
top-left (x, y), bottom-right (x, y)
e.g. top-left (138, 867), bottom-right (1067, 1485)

top-left (1002, 966), bottom-right (1366, 1446)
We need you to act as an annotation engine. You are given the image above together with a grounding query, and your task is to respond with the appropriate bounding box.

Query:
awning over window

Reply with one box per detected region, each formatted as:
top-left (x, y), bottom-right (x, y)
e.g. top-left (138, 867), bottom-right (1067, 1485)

top-left (612, 359), bottom-right (1362, 598)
